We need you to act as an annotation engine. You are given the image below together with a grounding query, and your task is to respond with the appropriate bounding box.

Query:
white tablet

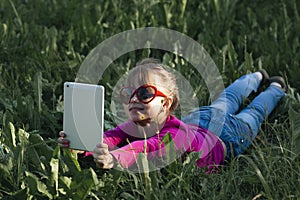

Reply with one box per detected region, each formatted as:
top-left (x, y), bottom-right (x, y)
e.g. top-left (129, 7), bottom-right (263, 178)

top-left (63, 82), bottom-right (104, 152)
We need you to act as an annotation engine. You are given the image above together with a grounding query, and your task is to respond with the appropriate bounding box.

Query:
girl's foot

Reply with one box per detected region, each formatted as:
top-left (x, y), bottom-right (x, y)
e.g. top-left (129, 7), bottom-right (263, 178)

top-left (258, 69), bottom-right (270, 85)
top-left (270, 76), bottom-right (287, 91)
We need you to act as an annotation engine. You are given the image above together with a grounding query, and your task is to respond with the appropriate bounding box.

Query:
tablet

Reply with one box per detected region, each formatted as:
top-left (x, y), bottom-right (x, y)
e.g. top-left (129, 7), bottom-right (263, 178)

top-left (63, 82), bottom-right (104, 152)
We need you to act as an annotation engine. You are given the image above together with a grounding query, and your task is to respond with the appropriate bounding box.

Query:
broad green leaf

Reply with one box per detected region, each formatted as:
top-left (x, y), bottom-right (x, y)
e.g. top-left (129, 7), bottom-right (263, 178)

top-left (60, 148), bottom-right (81, 174)
top-left (8, 122), bottom-right (16, 147)
top-left (11, 188), bottom-right (29, 199)
top-left (59, 176), bottom-right (72, 192)
top-left (69, 168), bottom-right (98, 199)
top-left (0, 160), bottom-right (15, 191)
top-left (33, 71), bottom-right (42, 113)
top-left (161, 132), bottom-right (177, 164)
top-left (18, 128), bottom-right (29, 146)
top-left (50, 154), bottom-right (59, 196)
top-left (26, 146), bottom-right (46, 172)
top-left (25, 171), bottom-right (53, 199)
top-left (16, 144), bottom-right (25, 188)
top-left (161, 131), bottom-right (173, 145)
top-left (28, 133), bottom-right (53, 161)
top-left (41, 146), bottom-right (60, 197)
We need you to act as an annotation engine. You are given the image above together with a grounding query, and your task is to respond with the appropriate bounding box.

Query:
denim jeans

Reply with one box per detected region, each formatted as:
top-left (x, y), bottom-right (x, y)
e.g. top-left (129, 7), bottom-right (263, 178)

top-left (182, 73), bottom-right (286, 159)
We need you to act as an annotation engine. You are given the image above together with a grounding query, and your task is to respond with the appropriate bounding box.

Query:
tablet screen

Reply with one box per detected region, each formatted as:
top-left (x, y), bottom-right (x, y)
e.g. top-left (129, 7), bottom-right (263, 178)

top-left (63, 82), bottom-right (104, 151)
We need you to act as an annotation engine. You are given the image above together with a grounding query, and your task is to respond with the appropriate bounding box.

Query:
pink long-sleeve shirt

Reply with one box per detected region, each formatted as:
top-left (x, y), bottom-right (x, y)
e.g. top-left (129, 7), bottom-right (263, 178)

top-left (91, 115), bottom-right (225, 170)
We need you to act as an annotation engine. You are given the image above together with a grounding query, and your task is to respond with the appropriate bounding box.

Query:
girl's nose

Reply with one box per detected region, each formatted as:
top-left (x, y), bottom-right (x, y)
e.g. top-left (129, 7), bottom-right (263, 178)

top-left (129, 94), bottom-right (139, 103)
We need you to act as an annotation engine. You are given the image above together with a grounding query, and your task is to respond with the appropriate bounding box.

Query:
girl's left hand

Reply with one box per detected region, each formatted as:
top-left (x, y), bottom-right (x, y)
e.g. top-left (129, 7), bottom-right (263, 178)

top-left (93, 143), bottom-right (115, 169)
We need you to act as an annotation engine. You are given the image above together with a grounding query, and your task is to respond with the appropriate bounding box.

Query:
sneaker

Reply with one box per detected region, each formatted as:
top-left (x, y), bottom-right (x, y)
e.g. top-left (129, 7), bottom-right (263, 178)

top-left (258, 69), bottom-right (270, 85)
top-left (269, 76), bottom-right (287, 91)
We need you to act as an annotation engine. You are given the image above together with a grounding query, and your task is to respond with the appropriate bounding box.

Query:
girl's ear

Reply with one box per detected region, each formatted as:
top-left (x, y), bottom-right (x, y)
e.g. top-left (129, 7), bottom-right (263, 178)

top-left (163, 97), bottom-right (173, 111)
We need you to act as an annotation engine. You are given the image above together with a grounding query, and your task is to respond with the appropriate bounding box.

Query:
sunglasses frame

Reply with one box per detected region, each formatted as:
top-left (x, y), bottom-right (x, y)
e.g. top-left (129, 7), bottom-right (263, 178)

top-left (119, 84), bottom-right (167, 104)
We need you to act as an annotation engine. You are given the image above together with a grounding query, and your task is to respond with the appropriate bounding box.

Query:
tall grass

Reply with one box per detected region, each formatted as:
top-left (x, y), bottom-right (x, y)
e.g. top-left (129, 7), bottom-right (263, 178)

top-left (0, 0), bottom-right (299, 199)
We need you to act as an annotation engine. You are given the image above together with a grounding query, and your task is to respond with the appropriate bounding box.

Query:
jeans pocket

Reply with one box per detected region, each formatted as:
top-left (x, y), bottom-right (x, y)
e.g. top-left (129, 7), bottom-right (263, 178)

top-left (225, 116), bottom-right (253, 156)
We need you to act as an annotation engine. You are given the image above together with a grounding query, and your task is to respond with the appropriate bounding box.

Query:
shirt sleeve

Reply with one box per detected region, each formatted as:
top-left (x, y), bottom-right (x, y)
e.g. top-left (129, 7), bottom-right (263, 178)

top-left (191, 130), bottom-right (225, 171)
top-left (109, 140), bottom-right (145, 168)
top-left (103, 127), bottom-right (128, 150)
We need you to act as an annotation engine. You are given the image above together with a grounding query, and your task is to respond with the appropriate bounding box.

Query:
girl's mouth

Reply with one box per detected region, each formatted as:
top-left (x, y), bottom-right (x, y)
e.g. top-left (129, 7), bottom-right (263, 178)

top-left (129, 107), bottom-right (144, 112)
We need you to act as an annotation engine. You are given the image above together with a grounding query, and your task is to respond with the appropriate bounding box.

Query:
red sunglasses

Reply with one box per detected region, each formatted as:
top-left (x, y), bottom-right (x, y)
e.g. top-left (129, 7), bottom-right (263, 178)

top-left (119, 85), bottom-right (167, 104)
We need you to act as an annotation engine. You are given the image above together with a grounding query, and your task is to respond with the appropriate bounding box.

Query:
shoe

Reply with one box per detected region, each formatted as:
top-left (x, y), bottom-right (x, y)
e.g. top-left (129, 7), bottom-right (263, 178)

top-left (269, 76), bottom-right (287, 91)
top-left (258, 69), bottom-right (270, 85)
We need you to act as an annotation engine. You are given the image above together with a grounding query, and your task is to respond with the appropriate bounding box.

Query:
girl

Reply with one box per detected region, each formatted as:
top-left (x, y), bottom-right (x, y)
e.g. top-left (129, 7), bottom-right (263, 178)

top-left (58, 58), bottom-right (286, 171)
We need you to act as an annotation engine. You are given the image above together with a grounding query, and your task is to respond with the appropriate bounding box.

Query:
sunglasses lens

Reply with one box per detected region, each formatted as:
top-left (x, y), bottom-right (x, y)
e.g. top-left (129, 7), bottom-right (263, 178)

top-left (120, 87), bottom-right (133, 103)
top-left (120, 85), bottom-right (162, 104)
top-left (137, 86), bottom-right (155, 103)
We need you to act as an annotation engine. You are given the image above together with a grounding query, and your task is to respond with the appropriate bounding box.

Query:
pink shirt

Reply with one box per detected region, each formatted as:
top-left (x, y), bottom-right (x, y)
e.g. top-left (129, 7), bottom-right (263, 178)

top-left (96, 115), bottom-right (225, 170)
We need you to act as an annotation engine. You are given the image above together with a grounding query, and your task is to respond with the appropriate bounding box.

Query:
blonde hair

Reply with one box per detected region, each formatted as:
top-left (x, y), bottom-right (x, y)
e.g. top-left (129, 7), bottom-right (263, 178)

top-left (125, 58), bottom-right (179, 112)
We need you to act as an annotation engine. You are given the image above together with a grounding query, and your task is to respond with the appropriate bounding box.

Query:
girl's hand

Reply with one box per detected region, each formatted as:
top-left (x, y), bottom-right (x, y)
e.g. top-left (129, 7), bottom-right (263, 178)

top-left (57, 131), bottom-right (85, 154)
top-left (93, 143), bottom-right (115, 169)
top-left (57, 131), bottom-right (70, 148)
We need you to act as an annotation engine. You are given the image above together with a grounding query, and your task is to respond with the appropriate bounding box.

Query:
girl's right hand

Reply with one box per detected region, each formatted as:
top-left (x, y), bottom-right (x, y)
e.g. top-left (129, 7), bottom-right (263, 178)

top-left (57, 131), bottom-right (85, 154)
top-left (57, 131), bottom-right (70, 148)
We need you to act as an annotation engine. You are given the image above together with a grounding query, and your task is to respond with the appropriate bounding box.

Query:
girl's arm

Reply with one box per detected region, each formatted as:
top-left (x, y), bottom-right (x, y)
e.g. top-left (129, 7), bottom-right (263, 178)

top-left (103, 126), bottom-right (132, 150)
top-left (108, 129), bottom-right (182, 168)
top-left (93, 131), bottom-right (169, 169)
top-left (93, 120), bottom-right (192, 169)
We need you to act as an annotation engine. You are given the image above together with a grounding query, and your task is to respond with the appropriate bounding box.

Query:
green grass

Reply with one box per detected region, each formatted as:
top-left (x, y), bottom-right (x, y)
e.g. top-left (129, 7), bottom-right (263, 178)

top-left (0, 0), bottom-right (300, 199)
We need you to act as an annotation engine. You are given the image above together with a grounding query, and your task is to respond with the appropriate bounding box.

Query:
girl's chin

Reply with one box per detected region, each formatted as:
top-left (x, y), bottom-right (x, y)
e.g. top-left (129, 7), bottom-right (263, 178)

top-left (130, 115), bottom-right (151, 126)
top-left (131, 116), bottom-right (149, 121)
top-left (134, 119), bottom-right (152, 126)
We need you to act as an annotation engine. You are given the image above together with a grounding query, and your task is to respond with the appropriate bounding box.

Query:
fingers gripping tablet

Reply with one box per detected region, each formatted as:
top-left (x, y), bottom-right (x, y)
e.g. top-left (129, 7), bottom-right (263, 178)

top-left (63, 82), bottom-right (104, 152)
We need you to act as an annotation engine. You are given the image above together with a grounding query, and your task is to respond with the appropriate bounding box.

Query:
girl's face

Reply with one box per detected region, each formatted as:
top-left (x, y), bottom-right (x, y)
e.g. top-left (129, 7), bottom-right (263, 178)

top-left (121, 78), bottom-right (172, 126)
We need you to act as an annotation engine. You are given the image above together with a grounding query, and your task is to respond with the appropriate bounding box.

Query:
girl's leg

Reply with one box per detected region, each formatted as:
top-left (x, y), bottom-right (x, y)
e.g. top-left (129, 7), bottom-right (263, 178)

top-left (235, 85), bottom-right (286, 139)
top-left (182, 72), bottom-right (264, 137)
top-left (210, 73), bottom-right (261, 114)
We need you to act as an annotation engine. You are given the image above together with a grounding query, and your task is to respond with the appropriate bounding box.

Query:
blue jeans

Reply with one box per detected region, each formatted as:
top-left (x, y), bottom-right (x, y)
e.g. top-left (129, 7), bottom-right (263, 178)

top-left (182, 73), bottom-right (286, 159)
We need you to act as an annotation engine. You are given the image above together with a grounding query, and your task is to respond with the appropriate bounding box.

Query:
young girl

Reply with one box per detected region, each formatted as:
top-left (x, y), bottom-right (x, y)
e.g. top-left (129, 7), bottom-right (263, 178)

top-left (58, 58), bottom-right (286, 171)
